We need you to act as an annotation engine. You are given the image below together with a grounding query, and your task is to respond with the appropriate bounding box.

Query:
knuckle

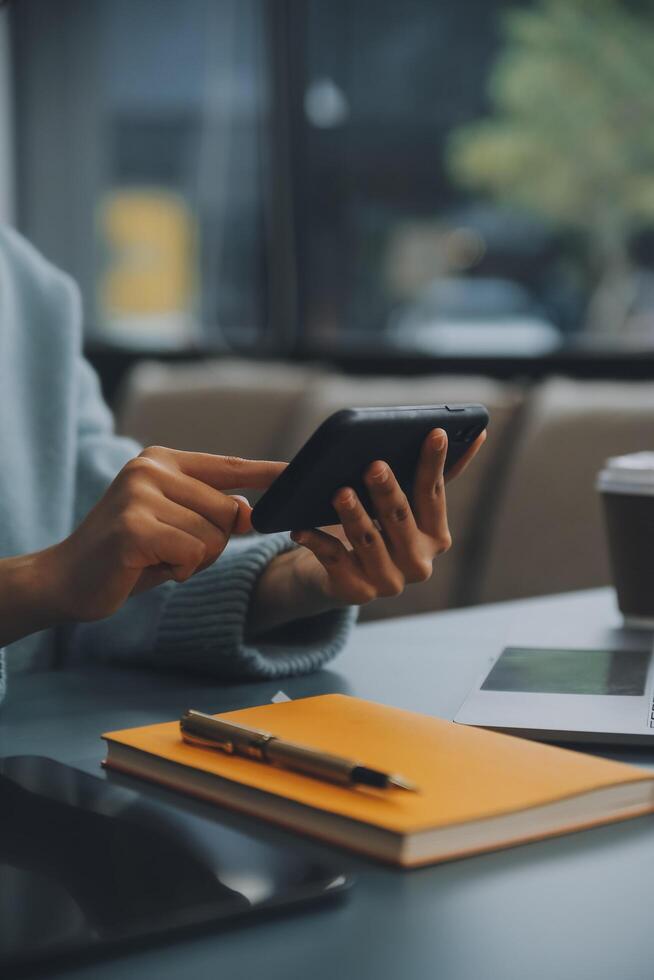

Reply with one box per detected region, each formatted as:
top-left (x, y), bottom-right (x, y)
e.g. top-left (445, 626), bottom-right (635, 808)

top-left (353, 527), bottom-right (377, 549)
top-left (214, 523), bottom-right (230, 547)
top-left (139, 445), bottom-right (169, 462)
top-left (119, 456), bottom-right (159, 492)
top-left (206, 528), bottom-right (228, 562)
top-left (408, 559), bottom-right (433, 584)
top-left (384, 502), bottom-right (411, 525)
top-left (379, 575), bottom-right (404, 598)
top-left (123, 456), bottom-right (153, 477)
top-left (435, 532), bottom-right (452, 555)
top-left (222, 455), bottom-right (245, 470)
top-left (190, 538), bottom-right (207, 565)
top-left (353, 583), bottom-right (377, 605)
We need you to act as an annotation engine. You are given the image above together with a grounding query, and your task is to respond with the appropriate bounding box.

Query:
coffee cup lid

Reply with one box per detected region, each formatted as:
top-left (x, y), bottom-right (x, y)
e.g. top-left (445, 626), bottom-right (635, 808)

top-left (596, 451), bottom-right (654, 495)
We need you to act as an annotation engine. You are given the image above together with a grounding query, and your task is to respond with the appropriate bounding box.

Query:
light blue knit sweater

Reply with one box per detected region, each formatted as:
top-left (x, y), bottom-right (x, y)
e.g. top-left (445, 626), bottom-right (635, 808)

top-left (0, 226), bottom-right (355, 702)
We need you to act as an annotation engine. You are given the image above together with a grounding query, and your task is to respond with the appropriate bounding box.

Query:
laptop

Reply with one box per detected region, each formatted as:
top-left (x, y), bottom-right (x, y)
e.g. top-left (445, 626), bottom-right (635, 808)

top-left (455, 644), bottom-right (654, 744)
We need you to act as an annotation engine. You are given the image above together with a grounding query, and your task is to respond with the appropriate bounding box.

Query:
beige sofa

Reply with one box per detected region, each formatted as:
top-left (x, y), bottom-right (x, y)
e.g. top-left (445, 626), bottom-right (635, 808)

top-left (117, 360), bottom-right (654, 621)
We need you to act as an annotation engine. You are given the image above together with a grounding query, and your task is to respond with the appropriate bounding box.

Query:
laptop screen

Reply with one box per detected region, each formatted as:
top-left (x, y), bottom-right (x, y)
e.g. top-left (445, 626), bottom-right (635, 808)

top-left (481, 647), bottom-right (651, 697)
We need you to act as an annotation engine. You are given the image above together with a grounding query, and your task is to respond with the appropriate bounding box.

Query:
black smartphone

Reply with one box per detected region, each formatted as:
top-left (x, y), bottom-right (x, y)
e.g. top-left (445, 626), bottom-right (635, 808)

top-left (252, 403), bottom-right (489, 533)
top-left (0, 756), bottom-right (352, 976)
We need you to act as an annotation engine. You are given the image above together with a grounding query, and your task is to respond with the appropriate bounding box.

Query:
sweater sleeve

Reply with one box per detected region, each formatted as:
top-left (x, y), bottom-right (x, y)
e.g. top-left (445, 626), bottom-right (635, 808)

top-left (67, 356), bottom-right (356, 678)
top-left (70, 533), bottom-right (357, 679)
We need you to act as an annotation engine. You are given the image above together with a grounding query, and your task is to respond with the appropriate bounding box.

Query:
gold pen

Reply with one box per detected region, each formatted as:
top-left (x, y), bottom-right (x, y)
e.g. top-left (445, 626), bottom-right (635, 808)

top-left (180, 709), bottom-right (418, 793)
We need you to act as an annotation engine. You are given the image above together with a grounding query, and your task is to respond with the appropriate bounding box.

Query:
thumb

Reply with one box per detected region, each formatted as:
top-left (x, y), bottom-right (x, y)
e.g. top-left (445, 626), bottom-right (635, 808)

top-left (232, 495), bottom-right (253, 534)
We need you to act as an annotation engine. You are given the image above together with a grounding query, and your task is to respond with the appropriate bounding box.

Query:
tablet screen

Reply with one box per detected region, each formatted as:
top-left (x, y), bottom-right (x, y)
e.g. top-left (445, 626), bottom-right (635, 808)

top-left (481, 647), bottom-right (651, 697)
top-left (0, 756), bottom-right (350, 974)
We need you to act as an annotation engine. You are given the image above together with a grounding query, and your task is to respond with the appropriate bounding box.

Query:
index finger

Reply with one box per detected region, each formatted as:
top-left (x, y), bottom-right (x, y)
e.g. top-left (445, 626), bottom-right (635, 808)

top-left (445, 430), bottom-right (486, 483)
top-left (172, 451), bottom-right (288, 490)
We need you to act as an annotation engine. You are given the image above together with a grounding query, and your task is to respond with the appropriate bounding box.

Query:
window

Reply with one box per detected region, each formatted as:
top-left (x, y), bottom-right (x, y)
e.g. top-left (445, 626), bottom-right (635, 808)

top-left (295, 0), bottom-right (654, 358)
top-left (11, 0), bottom-right (654, 364)
top-left (13, 0), bottom-right (271, 350)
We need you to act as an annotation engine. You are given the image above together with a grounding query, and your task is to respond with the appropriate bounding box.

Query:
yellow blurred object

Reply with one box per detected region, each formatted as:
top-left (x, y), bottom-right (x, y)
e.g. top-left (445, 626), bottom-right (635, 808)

top-left (99, 189), bottom-right (196, 332)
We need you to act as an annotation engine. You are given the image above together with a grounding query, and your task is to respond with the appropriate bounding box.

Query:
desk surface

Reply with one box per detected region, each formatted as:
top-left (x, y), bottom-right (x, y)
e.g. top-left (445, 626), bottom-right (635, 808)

top-left (2, 588), bottom-right (653, 980)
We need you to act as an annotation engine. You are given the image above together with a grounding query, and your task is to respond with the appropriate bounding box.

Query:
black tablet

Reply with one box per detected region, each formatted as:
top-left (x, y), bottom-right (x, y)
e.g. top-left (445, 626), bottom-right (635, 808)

top-left (0, 756), bottom-right (352, 975)
top-left (252, 403), bottom-right (489, 533)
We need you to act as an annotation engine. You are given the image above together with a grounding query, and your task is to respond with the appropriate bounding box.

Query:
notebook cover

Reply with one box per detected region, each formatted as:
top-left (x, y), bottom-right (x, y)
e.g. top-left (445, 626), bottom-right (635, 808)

top-left (103, 694), bottom-right (654, 835)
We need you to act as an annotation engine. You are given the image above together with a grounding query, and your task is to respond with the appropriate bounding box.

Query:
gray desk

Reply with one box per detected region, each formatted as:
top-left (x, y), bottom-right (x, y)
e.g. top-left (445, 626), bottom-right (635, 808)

top-left (2, 588), bottom-right (653, 980)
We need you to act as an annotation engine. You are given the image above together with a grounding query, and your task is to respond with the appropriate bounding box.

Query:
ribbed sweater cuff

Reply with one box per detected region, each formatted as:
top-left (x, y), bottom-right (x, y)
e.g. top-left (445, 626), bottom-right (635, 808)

top-left (156, 533), bottom-right (357, 680)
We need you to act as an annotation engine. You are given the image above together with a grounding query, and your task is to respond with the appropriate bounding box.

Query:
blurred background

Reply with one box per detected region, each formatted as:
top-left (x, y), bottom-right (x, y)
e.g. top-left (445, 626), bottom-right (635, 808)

top-left (2, 0), bottom-right (654, 619)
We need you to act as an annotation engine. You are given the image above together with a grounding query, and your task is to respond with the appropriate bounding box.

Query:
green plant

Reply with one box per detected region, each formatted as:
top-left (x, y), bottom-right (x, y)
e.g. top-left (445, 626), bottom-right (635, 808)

top-left (447, 0), bottom-right (654, 334)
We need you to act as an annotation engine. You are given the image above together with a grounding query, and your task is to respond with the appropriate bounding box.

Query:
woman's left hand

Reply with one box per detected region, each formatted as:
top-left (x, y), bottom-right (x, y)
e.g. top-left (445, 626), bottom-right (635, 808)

top-left (247, 426), bottom-right (485, 636)
top-left (288, 427), bottom-right (485, 608)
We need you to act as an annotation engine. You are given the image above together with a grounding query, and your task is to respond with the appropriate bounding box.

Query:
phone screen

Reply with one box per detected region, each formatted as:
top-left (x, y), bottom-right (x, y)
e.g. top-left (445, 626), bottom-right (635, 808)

top-left (0, 756), bottom-right (350, 974)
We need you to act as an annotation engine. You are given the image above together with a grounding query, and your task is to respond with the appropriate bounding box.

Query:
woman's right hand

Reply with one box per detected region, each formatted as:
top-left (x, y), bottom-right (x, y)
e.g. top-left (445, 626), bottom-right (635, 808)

top-left (41, 447), bottom-right (286, 623)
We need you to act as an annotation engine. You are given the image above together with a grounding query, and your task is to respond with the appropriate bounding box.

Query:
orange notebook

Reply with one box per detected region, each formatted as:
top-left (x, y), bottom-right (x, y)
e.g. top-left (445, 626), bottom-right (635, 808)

top-left (103, 694), bottom-right (654, 868)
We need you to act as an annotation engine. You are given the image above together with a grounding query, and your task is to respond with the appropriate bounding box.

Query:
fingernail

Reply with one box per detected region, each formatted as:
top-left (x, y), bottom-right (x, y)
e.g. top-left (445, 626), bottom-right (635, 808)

top-left (369, 462), bottom-right (388, 483)
top-left (335, 488), bottom-right (356, 509)
top-left (431, 429), bottom-right (446, 450)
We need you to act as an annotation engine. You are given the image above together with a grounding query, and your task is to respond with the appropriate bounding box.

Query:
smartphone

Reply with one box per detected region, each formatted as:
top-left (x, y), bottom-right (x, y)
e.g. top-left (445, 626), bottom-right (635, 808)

top-left (251, 403), bottom-right (489, 533)
top-left (0, 755), bottom-right (352, 975)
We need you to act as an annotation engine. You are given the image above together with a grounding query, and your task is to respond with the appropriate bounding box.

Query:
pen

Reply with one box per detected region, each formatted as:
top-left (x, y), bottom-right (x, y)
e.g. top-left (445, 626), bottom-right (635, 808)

top-left (180, 709), bottom-right (418, 793)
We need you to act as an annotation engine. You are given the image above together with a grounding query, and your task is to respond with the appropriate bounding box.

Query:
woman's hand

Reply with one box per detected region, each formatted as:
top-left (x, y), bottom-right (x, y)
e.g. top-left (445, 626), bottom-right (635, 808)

top-left (41, 447), bottom-right (285, 623)
top-left (248, 428), bottom-right (485, 634)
